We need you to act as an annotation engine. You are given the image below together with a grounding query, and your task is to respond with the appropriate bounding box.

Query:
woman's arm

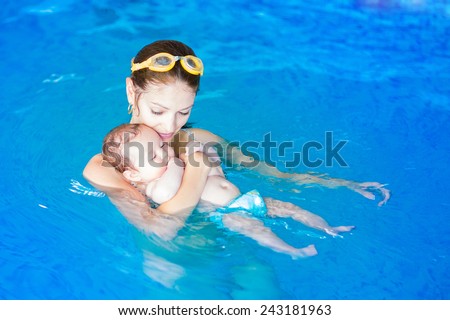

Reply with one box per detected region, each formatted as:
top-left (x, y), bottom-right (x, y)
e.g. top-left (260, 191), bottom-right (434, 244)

top-left (83, 154), bottom-right (130, 189)
top-left (189, 128), bottom-right (390, 206)
top-left (83, 152), bottom-right (211, 240)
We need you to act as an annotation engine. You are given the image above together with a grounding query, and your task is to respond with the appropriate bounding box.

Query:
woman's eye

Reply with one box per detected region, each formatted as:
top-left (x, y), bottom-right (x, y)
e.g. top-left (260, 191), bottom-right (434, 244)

top-left (151, 110), bottom-right (163, 115)
top-left (179, 111), bottom-right (190, 116)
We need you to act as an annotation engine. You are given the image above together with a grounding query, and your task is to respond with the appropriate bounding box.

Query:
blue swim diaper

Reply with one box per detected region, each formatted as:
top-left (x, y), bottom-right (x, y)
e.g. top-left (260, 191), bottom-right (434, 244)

top-left (209, 190), bottom-right (267, 226)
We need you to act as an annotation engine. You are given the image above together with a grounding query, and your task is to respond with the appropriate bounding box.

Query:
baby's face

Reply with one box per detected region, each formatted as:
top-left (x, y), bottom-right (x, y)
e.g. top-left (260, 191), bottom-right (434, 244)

top-left (126, 125), bottom-right (175, 183)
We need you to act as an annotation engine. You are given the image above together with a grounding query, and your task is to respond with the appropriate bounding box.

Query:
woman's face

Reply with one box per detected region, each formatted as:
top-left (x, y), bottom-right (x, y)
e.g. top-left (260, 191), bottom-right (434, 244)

top-left (127, 78), bottom-right (196, 142)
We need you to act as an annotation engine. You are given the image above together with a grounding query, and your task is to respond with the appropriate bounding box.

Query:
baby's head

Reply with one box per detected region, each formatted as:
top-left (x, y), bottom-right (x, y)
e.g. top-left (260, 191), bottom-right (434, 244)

top-left (102, 123), bottom-right (174, 184)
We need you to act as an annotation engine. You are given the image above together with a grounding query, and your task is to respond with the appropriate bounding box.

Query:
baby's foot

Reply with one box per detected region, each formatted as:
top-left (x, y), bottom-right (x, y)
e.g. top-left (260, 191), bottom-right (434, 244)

top-left (324, 225), bottom-right (355, 237)
top-left (292, 244), bottom-right (318, 259)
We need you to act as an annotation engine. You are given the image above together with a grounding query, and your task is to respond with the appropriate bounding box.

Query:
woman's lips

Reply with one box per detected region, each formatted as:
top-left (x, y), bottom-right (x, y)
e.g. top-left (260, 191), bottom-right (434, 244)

top-left (158, 132), bottom-right (174, 140)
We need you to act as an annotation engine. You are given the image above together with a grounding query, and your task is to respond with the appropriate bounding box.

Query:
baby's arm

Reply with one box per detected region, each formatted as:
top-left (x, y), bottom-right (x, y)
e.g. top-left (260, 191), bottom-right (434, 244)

top-left (147, 140), bottom-right (227, 206)
top-left (146, 158), bottom-right (184, 204)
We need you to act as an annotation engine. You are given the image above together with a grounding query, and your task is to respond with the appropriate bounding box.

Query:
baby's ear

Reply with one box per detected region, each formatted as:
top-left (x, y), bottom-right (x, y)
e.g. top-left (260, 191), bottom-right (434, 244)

top-left (123, 169), bottom-right (141, 182)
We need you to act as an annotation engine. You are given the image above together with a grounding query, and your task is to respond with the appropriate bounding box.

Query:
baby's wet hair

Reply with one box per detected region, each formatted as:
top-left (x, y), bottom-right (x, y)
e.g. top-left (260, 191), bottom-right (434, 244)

top-left (102, 123), bottom-right (142, 173)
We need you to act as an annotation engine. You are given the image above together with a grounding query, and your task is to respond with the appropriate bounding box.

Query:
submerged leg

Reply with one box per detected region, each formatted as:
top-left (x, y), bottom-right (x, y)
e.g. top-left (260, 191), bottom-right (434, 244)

top-left (230, 259), bottom-right (284, 299)
top-left (142, 250), bottom-right (185, 289)
top-left (264, 198), bottom-right (355, 237)
top-left (222, 213), bottom-right (317, 259)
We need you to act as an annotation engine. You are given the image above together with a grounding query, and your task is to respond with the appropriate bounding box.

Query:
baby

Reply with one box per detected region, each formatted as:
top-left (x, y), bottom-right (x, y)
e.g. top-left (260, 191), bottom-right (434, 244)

top-left (102, 123), bottom-right (355, 259)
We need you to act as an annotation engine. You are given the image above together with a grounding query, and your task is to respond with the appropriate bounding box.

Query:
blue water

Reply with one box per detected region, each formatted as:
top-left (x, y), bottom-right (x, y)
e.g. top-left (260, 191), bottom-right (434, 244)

top-left (1, 0), bottom-right (449, 299)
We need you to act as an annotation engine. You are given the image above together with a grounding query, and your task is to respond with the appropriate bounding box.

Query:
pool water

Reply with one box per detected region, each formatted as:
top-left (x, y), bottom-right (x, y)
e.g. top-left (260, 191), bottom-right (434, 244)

top-left (1, 0), bottom-right (449, 299)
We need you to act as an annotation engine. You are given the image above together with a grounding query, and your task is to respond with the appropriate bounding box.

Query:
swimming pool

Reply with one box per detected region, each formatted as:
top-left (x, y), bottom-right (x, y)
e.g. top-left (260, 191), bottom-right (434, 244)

top-left (1, 0), bottom-right (449, 299)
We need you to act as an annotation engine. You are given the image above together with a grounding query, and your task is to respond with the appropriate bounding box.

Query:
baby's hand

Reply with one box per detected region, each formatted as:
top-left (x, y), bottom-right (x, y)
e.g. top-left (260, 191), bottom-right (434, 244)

top-left (180, 151), bottom-right (212, 176)
top-left (184, 141), bottom-right (221, 164)
top-left (184, 140), bottom-right (203, 155)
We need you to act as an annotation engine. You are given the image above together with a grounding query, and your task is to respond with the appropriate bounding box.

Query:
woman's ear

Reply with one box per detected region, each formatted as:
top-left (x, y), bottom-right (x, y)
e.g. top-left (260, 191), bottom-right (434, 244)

top-left (125, 77), bottom-right (136, 105)
top-left (123, 169), bottom-right (141, 182)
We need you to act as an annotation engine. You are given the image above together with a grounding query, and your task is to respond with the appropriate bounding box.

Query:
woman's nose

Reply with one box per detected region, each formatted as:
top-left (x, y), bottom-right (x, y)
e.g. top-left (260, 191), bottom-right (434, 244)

top-left (161, 115), bottom-right (176, 133)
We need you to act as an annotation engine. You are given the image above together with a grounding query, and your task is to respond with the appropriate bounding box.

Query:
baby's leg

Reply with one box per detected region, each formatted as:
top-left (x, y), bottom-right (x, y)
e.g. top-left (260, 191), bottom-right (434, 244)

top-left (264, 198), bottom-right (355, 237)
top-left (222, 213), bottom-right (317, 259)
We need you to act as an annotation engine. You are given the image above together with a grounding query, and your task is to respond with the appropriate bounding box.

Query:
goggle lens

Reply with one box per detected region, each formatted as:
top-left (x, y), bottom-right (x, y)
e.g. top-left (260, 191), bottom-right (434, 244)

top-left (180, 55), bottom-right (203, 75)
top-left (154, 55), bottom-right (172, 66)
top-left (185, 57), bottom-right (197, 69)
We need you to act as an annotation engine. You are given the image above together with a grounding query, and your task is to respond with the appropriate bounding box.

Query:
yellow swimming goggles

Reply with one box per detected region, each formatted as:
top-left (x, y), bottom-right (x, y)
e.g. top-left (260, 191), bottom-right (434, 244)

top-left (131, 52), bottom-right (204, 76)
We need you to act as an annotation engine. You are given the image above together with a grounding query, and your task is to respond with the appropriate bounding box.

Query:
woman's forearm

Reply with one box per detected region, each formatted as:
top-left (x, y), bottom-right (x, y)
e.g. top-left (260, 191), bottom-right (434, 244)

top-left (225, 141), bottom-right (390, 205)
top-left (191, 128), bottom-right (390, 205)
top-left (107, 188), bottom-right (185, 241)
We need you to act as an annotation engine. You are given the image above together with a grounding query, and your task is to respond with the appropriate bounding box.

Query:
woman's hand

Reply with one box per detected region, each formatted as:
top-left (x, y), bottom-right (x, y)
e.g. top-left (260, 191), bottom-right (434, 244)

top-left (288, 173), bottom-right (391, 206)
top-left (347, 182), bottom-right (391, 207)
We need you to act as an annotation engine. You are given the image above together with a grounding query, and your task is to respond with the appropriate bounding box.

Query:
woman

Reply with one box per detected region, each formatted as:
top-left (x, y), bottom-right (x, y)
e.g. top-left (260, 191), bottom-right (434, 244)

top-left (83, 40), bottom-right (390, 240)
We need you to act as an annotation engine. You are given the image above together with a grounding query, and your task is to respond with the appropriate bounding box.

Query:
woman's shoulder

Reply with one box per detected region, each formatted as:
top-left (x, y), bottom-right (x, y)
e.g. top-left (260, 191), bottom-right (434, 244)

top-left (183, 127), bottom-right (224, 144)
top-left (83, 153), bottom-right (131, 191)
